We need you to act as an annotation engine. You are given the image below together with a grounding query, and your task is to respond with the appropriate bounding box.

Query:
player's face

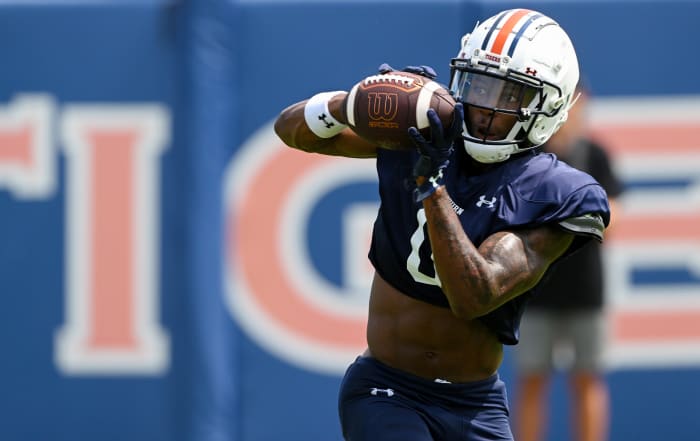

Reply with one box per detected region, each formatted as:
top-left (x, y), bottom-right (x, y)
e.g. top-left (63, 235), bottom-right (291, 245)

top-left (456, 73), bottom-right (536, 141)
top-left (464, 74), bottom-right (530, 111)
top-left (465, 104), bottom-right (518, 141)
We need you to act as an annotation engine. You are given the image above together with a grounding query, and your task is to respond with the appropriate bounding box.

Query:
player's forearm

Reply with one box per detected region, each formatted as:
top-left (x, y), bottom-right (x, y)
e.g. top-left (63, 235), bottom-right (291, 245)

top-left (274, 95), bottom-right (377, 158)
top-left (274, 99), bottom-right (335, 152)
top-left (422, 187), bottom-right (504, 320)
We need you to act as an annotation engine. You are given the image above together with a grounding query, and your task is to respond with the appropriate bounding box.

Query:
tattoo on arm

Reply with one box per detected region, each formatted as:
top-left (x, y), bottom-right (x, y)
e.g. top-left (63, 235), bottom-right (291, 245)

top-left (422, 187), bottom-right (574, 318)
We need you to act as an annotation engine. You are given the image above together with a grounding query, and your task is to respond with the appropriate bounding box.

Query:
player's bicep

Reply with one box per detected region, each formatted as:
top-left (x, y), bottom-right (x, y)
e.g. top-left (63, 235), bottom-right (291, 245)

top-left (480, 226), bottom-right (574, 300)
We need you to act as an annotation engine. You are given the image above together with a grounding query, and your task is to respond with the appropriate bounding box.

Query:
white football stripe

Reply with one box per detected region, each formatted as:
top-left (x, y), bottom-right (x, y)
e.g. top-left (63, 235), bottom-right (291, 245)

top-left (346, 84), bottom-right (359, 127)
top-left (415, 81), bottom-right (443, 129)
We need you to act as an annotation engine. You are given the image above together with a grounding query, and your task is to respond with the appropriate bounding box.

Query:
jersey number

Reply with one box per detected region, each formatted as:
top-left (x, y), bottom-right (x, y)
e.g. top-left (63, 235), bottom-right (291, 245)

top-left (407, 208), bottom-right (442, 287)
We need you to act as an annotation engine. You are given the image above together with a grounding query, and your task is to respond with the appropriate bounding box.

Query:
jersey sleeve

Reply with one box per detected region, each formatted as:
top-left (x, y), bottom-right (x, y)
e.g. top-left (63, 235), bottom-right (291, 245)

top-left (558, 212), bottom-right (605, 241)
top-left (501, 154), bottom-right (611, 234)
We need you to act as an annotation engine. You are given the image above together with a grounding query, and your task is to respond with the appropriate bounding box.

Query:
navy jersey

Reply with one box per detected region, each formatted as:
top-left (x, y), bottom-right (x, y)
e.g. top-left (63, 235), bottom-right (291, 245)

top-left (368, 147), bottom-right (610, 345)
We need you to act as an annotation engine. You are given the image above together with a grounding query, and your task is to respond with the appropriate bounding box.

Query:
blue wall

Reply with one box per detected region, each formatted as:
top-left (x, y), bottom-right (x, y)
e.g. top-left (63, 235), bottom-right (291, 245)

top-left (0, 1), bottom-right (698, 440)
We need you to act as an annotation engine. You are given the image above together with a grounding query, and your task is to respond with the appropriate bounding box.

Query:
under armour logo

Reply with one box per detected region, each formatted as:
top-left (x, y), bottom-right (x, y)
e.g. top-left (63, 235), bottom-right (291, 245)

top-left (428, 169), bottom-right (444, 188)
top-left (476, 195), bottom-right (496, 208)
top-left (370, 388), bottom-right (395, 397)
top-left (525, 67), bottom-right (537, 76)
top-left (318, 113), bottom-right (335, 129)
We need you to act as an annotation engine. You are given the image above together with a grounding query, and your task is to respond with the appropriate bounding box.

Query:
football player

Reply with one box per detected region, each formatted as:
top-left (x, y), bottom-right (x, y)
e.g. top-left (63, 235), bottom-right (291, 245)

top-left (274, 8), bottom-right (610, 441)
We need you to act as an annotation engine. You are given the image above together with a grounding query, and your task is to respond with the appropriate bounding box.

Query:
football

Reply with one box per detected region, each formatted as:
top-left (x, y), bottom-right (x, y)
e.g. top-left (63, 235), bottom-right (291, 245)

top-left (342, 71), bottom-right (457, 150)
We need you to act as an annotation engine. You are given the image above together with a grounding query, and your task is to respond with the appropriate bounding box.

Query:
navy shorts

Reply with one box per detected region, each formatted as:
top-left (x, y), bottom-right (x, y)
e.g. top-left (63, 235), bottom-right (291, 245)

top-left (338, 356), bottom-right (513, 441)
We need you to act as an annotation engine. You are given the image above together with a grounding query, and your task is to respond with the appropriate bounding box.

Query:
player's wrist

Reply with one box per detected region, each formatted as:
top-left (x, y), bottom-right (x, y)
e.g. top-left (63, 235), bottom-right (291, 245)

top-left (304, 91), bottom-right (349, 138)
top-left (413, 167), bottom-right (447, 202)
top-left (327, 92), bottom-right (348, 124)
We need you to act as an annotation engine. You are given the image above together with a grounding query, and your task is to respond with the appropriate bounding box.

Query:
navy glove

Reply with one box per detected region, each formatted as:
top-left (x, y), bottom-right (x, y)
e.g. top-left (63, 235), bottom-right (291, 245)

top-left (378, 63), bottom-right (438, 80)
top-left (409, 102), bottom-right (464, 202)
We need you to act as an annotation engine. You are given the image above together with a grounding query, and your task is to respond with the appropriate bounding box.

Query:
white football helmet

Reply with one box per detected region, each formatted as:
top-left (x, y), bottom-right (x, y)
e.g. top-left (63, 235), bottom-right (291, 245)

top-left (449, 9), bottom-right (580, 163)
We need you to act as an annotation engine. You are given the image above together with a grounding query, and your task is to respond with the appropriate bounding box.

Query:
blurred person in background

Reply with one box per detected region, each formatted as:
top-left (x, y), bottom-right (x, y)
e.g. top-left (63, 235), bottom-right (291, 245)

top-left (514, 79), bottom-right (624, 441)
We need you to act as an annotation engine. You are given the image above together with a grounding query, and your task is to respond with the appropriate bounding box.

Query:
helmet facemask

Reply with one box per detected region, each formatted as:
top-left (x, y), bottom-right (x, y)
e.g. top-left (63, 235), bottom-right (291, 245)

top-left (449, 60), bottom-right (564, 163)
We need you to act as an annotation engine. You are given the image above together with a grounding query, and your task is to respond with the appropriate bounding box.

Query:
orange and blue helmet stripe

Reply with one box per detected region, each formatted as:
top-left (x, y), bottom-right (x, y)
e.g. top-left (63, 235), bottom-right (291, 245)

top-left (480, 9), bottom-right (546, 58)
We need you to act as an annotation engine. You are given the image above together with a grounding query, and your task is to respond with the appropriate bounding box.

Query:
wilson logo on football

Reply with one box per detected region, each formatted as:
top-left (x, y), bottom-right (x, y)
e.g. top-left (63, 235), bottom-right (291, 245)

top-left (345, 71), bottom-right (455, 150)
top-left (367, 92), bottom-right (399, 126)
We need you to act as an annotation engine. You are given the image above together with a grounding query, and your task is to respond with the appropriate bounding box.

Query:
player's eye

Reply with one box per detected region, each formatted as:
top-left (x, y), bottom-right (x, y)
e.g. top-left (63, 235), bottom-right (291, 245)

top-left (466, 79), bottom-right (488, 95)
top-left (501, 86), bottom-right (518, 102)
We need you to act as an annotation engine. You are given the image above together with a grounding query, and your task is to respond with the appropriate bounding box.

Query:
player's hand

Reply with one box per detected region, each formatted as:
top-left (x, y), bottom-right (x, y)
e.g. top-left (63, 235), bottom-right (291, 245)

top-left (378, 63), bottom-right (437, 80)
top-left (410, 103), bottom-right (464, 177)
top-left (409, 103), bottom-right (464, 201)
